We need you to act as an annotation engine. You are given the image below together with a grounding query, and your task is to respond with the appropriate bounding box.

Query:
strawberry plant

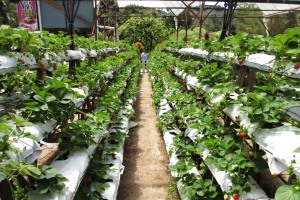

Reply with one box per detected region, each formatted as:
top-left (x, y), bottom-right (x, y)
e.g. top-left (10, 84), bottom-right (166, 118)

top-left (236, 87), bottom-right (299, 128)
top-left (0, 70), bottom-right (34, 95)
top-left (195, 62), bottom-right (236, 88)
top-left (20, 77), bottom-right (82, 124)
top-left (0, 114), bottom-right (67, 199)
top-left (267, 27), bottom-right (300, 64)
top-left (0, 25), bottom-right (33, 54)
top-left (180, 174), bottom-right (220, 199)
top-left (58, 119), bottom-right (98, 151)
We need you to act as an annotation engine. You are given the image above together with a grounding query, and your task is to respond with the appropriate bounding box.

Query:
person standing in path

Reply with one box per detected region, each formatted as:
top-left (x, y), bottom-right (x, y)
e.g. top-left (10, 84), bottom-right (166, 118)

top-left (141, 51), bottom-right (147, 73)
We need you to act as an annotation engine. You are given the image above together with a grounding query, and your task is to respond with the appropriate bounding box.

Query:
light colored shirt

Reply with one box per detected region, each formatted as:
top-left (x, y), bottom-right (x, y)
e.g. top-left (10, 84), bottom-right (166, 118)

top-left (141, 52), bottom-right (147, 62)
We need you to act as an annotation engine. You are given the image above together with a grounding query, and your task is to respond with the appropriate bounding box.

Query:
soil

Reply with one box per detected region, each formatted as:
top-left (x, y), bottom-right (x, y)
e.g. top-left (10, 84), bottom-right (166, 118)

top-left (117, 74), bottom-right (179, 200)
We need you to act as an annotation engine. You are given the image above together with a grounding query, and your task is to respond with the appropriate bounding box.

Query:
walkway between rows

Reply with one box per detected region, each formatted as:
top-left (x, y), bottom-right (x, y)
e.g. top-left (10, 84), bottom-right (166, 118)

top-left (117, 74), bottom-right (178, 200)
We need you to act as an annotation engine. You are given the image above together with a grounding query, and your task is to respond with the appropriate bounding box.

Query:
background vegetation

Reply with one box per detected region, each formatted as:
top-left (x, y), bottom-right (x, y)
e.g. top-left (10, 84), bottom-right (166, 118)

top-left (0, 0), bottom-right (299, 50)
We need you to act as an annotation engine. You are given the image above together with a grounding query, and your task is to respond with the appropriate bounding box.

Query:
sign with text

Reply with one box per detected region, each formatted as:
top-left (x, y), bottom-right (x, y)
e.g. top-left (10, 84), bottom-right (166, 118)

top-left (17, 1), bottom-right (38, 31)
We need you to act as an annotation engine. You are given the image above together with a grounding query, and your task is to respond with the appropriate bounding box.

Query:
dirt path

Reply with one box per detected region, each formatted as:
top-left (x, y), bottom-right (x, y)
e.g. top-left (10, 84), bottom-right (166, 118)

top-left (117, 74), bottom-right (178, 200)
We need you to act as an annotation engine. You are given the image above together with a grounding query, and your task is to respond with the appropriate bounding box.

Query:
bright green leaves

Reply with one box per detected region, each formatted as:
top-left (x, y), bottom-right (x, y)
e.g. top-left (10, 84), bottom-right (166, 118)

top-left (0, 26), bottom-right (31, 54)
top-left (239, 91), bottom-right (298, 127)
top-left (119, 16), bottom-right (170, 51)
top-left (21, 77), bottom-right (80, 124)
top-left (58, 119), bottom-right (97, 151)
top-left (275, 185), bottom-right (300, 200)
top-left (182, 175), bottom-right (219, 199)
top-left (20, 165), bottom-right (41, 178)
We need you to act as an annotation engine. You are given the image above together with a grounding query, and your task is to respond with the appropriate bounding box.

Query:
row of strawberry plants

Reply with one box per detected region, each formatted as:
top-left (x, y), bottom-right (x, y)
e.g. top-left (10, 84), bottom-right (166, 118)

top-left (158, 48), bottom-right (300, 129)
top-left (0, 25), bottom-right (127, 85)
top-left (75, 61), bottom-right (140, 200)
top-left (148, 52), bottom-right (270, 199)
top-left (30, 52), bottom-right (140, 200)
top-left (160, 29), bottom-right (300, 84)
top-left (0, 42), bottom-right (140, 199)
top-left (160, 27), bottom-right (299, 67)
top-left (153, 49), bottom-right (300, 199)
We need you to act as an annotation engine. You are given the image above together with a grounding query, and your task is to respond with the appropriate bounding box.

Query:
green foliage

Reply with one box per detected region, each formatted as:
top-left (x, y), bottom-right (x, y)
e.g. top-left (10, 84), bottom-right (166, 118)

top-left (232, 4), bottom-right (265, 36)
top-left (275, 185), bottom-right (300, 200)
top-left (20, 77), bottom-right (81, 124)
top-left (267, 27), bottom-right (300, 62)
top-left (119, 14), bottom-right (171, 51)
top-left (0, 0), bottom-right (18, 27)
top-left (267, 12), bottom-right (299, 37)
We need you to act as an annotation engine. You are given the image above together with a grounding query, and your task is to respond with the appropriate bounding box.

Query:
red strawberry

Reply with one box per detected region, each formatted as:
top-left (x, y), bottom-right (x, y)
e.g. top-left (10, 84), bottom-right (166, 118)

top-left (40, 63), bottom-right (46, 71)
top-left (239, 131), bottom-right (246, 138)
top-left (238, 59), bottom-right (243, 65)
top-left (233, 193), bottom-right (239, 200)
top-left (294, 62), bottom-right (300, 70)
top-left (248, 151), bottom-right (254, 159)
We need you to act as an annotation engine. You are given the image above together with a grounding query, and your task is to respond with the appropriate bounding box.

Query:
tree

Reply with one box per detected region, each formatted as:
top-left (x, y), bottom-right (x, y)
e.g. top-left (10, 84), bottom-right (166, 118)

top-left (232, 4), bottom-right (265, 36)
top-left (119, 12), bottom-right (170, 51)
top-left (267, 12), bottom-right (299, 36)
top-left (0, 0), bottom-right (18, 27)
top-left (203, 13), bottom-right (223, 32)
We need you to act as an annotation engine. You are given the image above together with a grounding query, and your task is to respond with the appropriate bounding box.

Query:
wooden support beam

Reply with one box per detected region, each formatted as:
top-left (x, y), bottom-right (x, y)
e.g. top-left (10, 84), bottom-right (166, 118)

top-left (248, 69), bottom-right (256, 92)
top-left (236, 66), bottom-right (247, 87)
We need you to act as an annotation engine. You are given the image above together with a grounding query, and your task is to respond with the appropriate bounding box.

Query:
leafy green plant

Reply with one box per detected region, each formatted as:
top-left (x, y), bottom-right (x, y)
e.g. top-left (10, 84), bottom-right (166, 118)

top-left (20, 77), bottom-right (82, 124)
top-left (180, 174), bottom-right (219, 199)
top-left (0, 70), bottom-right (34, 95)
top-left (58, 119), bottom-right (98, 151)
top-left (0, 114), bottom-right (67, 199)
top-left (237, 88), bottom-right (298, 128)
top-left (267, 27), bottom-right (300, 63)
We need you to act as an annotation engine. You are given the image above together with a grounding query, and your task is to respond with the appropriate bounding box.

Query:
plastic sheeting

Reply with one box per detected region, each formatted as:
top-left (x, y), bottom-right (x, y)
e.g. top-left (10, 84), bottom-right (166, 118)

top-left (101, 99), bottom-right (136, 200)
top-left (0, 93), bottom-right (29, 114)
top-left (158, 91), bottom-right (270, 200)
top-left (0, 54), bottom-right (17, 69)
top-left (169, 52), bottom-right (297, 179)
top-left (186, 75), bottom-right (200, 90)
top-left (281, 62), bottom-right (300, 79)
top-left (157, 99), bottom-right (172, 116)
top-left (71, 87), bottom-right (89, 107)
top-left (29, 97), bottom-right (135, 200)
top-left (223, 104), bottom-right (259, 137)
top-left (0, 86), bottom-right (89, 185)
top-left (29, 129), bottom-right (108, 200)
top-left (244, 53), bottom-right (276, 71)
top-left (0, 52), bottom-right (37, 74)
top-left (89, 50), bottom-right (97, 58)
top-left (9, 138), bottom-right (42, 162)
top-left (177, 48), bottom-right (209, 59)
top-left (210, 52), bottom-right (236, 62)
top-left (224, 103), bottom-right (300, 176)
top-left (255, 125), bottom-right (300, 176)
top-left (65, 50), bottom-right (85, 61)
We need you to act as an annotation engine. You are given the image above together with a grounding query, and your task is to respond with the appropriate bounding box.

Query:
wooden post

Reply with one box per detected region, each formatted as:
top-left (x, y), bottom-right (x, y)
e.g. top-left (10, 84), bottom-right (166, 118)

top-left (248, 69), bottom-right (256, 92)
top-left (199, 1), bottom-right (205, 39)
top-left (36, 68), bottom-right (44, 80)
top-left (45, 70), bottom-right (53, 77)
top-left (224, 115), bottom-right (232, 127)
top-left (236, 66), bottom-right (247, 87)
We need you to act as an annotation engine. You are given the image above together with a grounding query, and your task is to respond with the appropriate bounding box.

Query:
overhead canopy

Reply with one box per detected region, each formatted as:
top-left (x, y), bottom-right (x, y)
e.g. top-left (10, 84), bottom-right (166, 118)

top-left (254, 3), bottom-right (300, 17)
top-left (117, 0), bottom-right (300, 18)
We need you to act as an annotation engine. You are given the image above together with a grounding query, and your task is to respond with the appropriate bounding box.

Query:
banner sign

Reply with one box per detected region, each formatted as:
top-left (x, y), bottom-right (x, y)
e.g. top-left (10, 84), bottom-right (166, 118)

top-left (17, 1), bottom-right (38, 31)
